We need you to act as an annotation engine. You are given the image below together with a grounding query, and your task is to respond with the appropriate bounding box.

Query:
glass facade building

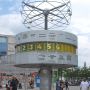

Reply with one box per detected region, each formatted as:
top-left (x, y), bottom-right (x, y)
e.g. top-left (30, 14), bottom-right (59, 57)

top-left (0, 36), bottom-right (8, 56)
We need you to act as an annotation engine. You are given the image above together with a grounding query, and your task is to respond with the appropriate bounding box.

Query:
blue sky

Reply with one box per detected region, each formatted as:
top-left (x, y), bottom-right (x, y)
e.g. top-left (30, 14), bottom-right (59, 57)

top-left (0, 0), bottom-right (21, 15)
top-left (0, 0), bottom-right (14, 14)
top-left (0, 0), bottom-right (90, 67)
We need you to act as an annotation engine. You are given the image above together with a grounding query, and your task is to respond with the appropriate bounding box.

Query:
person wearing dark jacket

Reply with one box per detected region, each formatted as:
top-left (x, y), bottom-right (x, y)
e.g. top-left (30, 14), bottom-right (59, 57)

top-left (65, 80), bottom-right (69, 90)
top-left (10, 76), bottom-right (19, 90)
top-left (56, 79), bottom-right (61, 90)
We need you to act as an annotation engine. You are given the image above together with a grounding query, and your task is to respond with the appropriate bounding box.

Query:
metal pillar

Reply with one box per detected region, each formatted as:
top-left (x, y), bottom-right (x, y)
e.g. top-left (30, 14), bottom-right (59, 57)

top-left (39, 67), bottom-right (52, 90)
top-left (45, 15), bottom-right (48, 30)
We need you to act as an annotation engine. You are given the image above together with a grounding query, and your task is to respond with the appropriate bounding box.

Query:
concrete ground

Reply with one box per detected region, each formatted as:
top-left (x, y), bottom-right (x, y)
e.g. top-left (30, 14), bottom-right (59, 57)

top-left (1, 86), bottom-right (90, 90)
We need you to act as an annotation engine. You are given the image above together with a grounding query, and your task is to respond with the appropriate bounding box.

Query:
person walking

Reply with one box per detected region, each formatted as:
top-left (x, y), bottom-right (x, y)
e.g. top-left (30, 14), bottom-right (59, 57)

top-left (10, 76), bottom-right (19, 90)
top-left (80, 79), bottom-right (89, 90)
top-left (6, 83), bottom-right (10, 90)
top-left (6, 77), bottom-right (12, 90)
top-left (60, 80), bottom-right (65, 90)
top-left (65, 80), bottom-right (69, 90)
top-left (29, 77), bottom-right (34, 89)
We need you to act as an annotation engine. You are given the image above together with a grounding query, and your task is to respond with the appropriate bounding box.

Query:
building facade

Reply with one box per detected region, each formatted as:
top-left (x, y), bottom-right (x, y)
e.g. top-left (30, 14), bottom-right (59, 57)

top-left (0, 35), bottom-right (8, 56)
top-left (0, 34), bottom-right (16, 73)
top-left (0, 34), bottom-right (15, 56)
top-left (0, 34), bottom-right (37, 74)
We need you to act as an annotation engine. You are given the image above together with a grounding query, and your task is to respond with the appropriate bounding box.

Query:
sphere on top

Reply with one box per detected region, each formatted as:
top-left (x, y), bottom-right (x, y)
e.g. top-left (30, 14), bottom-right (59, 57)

top-left (21, 0), bottom-right (72, 30)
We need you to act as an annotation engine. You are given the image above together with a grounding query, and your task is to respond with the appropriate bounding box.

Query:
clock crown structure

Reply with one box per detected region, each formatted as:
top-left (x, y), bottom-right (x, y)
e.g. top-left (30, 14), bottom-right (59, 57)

top-left (21, 0), bottom-right (72, 30)
top-left (14, 0), bottom-right (78, 68)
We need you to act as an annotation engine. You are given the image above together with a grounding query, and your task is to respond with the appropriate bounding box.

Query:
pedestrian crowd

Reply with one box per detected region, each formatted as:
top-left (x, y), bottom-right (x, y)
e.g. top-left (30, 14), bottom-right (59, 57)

top-left (56, 79), bottom-right (90, 90)
top-left (56, 79), bottom-right (69, 90)
top-left (4, 76), bottom-right (90, 90)
top-left (6, 76), bottom-right (19, 90)
top-left (5, 75), bottom-right (35, 90)
top-left (80, 78), bottom-right (90, 90)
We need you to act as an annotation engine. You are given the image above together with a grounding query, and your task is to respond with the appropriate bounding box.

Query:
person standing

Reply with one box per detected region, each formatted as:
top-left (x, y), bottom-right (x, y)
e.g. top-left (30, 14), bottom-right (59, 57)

top-left (56, 79), bottom-right (61, 90)
top-left (88, 80), bottom-right (90, 87)
top-left (10, 76), bottom-right (19, 90)
top-left (80, 79), bottom-right (89, 90)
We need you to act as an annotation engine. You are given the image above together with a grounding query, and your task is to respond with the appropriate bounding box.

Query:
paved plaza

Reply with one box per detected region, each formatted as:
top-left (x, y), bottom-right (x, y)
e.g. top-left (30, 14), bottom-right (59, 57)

top-left (1, 86), bottom-right (90, 90)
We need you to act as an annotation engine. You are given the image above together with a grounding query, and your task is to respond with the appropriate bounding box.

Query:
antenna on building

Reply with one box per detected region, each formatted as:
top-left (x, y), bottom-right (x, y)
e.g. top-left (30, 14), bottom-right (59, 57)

top-left (84, 61), bottom-right (87, 68)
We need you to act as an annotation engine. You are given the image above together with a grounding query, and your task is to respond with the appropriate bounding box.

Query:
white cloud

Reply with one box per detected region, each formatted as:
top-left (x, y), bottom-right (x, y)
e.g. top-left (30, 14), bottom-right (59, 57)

top-left (64, 0), bottom-right (90, 67)
top-left (72, 0), bottom-right (90, 3)
top-left (0, 14), bottom-right (28, 35)
top-left (77, 35), bottom-right (90, 67)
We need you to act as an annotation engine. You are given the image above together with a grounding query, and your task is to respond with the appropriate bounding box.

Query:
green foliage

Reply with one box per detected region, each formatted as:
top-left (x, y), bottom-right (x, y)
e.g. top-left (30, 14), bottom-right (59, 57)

top-left (54, 67), bottom-right (90, 80)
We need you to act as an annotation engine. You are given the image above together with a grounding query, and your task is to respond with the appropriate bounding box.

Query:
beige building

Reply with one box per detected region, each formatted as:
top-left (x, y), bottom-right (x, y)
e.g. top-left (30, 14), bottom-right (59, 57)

top-left (0, 34), bottom-right (15, 56)
top-left (7, 35), bottom-right (15, 55)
